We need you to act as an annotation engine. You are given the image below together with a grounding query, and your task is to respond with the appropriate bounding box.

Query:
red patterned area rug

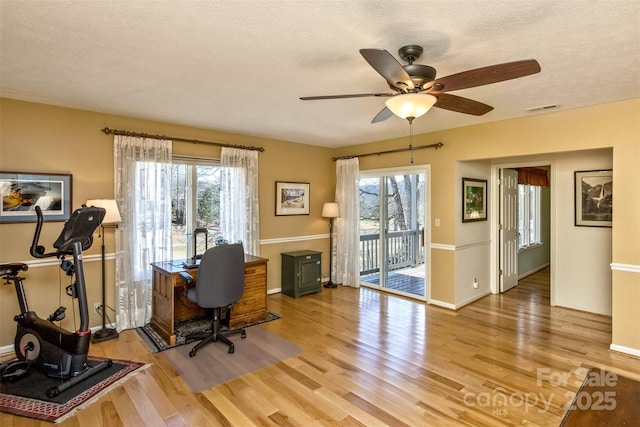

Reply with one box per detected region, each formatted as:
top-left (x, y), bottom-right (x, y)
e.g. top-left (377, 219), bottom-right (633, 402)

top-left (0, 356), bottom-right (149, 423)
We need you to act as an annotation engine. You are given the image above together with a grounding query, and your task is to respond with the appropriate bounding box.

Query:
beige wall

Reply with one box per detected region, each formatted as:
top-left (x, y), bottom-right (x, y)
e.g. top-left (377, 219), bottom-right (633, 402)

top-left (334, 98), bottom-right (640, 353)
top-left (0, 98), bottom-right (334, 346)
top-left (1, 97), bottom-right (638, 355)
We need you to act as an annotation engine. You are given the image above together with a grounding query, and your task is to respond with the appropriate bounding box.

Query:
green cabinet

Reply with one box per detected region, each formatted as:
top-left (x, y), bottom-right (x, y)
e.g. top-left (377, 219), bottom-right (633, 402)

top-left (281, 250), bottom-right (322, 298)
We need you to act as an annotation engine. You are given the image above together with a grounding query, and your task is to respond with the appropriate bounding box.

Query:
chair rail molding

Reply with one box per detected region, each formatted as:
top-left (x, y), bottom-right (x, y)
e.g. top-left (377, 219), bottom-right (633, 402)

top-left (610, 263), bottom-right (640, 274)
top-left (260, 234), bottom-right (328, 245)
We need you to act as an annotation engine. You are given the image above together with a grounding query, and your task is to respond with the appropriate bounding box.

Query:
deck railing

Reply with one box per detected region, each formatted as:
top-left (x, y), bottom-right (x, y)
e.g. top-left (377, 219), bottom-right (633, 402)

top-left (360, 230), bottom-right (424, 275)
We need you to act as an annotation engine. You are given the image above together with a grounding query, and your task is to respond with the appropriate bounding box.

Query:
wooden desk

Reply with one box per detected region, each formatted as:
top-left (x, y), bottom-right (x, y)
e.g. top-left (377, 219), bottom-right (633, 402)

top-left (150, 254), bottom-right (268, 346)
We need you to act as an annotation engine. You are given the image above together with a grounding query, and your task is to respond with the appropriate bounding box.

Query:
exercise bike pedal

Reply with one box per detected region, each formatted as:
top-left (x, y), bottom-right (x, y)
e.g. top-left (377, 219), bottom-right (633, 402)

top-left (0, 360), bottom-right (30, 382)
top-left (48, 306), bottom-right (67, 322)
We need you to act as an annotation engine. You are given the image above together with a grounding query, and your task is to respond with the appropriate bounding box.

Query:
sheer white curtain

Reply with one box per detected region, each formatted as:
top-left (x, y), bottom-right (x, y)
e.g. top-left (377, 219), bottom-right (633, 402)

top-left (334, 157), bottom-right (360, 287)
top-left (113, 135), bottom-right (172, 330)
top-left (220, 147), bottom-right (260, 255)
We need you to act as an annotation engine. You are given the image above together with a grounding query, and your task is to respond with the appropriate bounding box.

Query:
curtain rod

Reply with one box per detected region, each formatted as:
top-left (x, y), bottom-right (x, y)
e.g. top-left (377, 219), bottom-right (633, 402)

top-left (332, 142), bottom-right (444, 161)
top-left (101, 127), bottom-right (265, 152)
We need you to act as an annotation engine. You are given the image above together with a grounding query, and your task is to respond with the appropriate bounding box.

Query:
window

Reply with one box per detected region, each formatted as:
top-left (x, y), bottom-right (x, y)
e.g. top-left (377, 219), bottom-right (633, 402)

top-left (171, 156), bottom-right (222, 260)
top-left (518, 184), bottom-right (541, 249)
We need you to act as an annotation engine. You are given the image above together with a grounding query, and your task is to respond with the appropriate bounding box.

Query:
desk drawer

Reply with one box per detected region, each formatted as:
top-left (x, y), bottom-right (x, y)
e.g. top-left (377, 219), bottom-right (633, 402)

top-left (245, 263), bottom-right (266, 277)
top-left (245, 273), bottom-right (266, 290)
top-left (234, 292), bottom-right (266, 315)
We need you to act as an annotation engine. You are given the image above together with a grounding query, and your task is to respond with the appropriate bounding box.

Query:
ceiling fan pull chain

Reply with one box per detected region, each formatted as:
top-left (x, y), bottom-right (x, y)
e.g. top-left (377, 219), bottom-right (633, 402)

top-left (408, 117), bottom-right (414, 164)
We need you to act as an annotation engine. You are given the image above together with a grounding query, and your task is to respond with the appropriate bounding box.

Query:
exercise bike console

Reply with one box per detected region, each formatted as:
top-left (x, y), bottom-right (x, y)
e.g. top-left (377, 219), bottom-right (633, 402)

top-left (1, 205), bottom-right (113, 397)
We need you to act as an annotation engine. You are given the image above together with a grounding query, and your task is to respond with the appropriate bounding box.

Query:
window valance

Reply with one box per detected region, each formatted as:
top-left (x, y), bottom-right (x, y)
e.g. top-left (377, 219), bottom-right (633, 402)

top-left (518, 167), bottom-right (549, 187)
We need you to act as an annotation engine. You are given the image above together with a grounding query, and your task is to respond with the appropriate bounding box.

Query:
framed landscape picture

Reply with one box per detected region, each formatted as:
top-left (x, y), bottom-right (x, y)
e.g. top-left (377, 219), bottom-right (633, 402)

top-left (575, 169), bottom-right (612, 227)
top-left (276, 181), bottom-right (310, 215)
top-left (462, 178), bottom-right (487, 222)
top-left (0, 171), bottom-right (72, 223)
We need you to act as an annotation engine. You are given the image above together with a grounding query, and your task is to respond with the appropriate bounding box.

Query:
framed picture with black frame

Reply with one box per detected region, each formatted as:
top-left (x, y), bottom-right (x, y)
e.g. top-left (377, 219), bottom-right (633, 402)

top-left (574, 169), bottom-right (612, 227)
top-left (275, 181), bottom-right (310, 215)
top-left (462, 177), bottom-right (488, 222)
top-left (0, 171), bottom-right (72, 223)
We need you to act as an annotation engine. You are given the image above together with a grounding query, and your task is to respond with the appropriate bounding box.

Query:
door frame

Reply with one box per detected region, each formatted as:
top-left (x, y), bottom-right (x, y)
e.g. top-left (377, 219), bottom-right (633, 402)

top-left (490, 159), bottom-right (556, 305)
top-left (358, 164), bottom-right (431, 302)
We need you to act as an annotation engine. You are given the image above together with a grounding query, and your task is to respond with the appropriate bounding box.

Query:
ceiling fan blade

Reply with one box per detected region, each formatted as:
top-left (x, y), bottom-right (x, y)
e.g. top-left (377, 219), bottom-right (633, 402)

top-left (371, 107), bottom-right (394, 123)
top-left (360, 49), bottom-right (415, 90)
top-left (300, 92), bottom-right (394, 100)
top-left (434, 93), bottom-right (494, 116)
top-left (431, 59), bottom-right (541, 93)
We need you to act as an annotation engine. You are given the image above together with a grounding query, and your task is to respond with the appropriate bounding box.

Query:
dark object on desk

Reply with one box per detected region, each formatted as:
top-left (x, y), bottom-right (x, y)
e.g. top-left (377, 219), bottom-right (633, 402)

top-left (178, 243), bottom-right (247, 357)
top-left (185, 228), bottom-right (208, 268)
top-left (182, 259), bottom-right (200, 269)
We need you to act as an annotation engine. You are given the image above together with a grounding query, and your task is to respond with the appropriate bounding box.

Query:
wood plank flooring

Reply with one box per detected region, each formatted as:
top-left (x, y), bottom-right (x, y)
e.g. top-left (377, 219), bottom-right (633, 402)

top-left (2, 268), bottom-right (639, 426)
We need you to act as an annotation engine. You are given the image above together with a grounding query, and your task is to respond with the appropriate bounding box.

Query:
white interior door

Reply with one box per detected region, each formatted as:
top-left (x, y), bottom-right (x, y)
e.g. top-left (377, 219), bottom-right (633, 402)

top-left (500, 168), bottom-right (519, 292)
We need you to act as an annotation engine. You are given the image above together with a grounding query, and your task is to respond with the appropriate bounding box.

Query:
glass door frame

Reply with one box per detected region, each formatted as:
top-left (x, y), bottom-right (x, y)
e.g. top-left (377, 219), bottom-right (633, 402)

top-left (359, 165), bottom-right (431, 301)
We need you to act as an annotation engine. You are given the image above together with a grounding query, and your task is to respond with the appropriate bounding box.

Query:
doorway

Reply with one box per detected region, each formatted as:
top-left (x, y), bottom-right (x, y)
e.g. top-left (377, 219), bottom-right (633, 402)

top-left (358, 166), bottom-right (430, 300)
top-left (495, 163), bottom-right (552, 296)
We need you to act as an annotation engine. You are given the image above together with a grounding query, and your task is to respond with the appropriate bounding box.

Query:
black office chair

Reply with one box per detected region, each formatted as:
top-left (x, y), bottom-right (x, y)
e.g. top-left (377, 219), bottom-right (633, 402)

top-left (179, 243), bottom-right (247, 357)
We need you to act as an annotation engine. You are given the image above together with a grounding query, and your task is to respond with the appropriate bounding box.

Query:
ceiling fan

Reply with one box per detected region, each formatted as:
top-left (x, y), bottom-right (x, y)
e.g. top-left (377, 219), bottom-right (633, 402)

top-left (300, 45), bottom-right (541, 123)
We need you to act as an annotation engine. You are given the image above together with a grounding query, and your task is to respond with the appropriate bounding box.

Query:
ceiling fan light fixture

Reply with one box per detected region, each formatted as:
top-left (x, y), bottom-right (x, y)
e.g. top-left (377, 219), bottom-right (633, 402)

top-left (385, 93), bottom-right (437, 120)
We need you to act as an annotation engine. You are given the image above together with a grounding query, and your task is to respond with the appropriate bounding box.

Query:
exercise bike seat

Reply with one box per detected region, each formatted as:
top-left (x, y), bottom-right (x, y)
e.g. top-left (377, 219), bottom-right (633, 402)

top-left (0, 263), bottom-right (28, 278)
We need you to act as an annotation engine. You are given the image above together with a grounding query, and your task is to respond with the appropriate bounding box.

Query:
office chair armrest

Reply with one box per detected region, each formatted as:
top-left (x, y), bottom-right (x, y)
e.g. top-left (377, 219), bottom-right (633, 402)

top-left (179, 271), bottom-right (194, 286)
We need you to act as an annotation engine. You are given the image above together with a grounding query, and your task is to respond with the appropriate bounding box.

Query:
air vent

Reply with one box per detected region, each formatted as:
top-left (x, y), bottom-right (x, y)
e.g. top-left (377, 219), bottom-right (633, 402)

top-left (525, 104), bottom-right (558, 112)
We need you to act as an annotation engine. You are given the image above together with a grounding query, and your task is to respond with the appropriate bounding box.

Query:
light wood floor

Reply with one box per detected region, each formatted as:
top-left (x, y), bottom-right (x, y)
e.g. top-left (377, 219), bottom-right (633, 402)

top-left (2, 268), bottom-right (639, 426)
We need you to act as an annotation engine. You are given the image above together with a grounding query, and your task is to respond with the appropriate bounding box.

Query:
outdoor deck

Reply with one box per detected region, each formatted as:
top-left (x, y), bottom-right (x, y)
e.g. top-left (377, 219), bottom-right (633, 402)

top-left (360, 264), bottom-right (425, 297)
top-left (359, 230), bottom-right (425, 297)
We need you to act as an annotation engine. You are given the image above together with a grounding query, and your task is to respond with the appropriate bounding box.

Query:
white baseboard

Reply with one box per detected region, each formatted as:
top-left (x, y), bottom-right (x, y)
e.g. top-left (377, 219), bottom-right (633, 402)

top-left (0, 344), bottom-right (13, 357)
top-left (430, 290), bottom-right (491, 310)
top-left (518, 262), bottom-right (551, 280)
top-left (456, 290), bottom-right (492, 309)
top-left (610, 343), bottom-right (640, 358)
top-left (428, 299), bottom-right (456, 310)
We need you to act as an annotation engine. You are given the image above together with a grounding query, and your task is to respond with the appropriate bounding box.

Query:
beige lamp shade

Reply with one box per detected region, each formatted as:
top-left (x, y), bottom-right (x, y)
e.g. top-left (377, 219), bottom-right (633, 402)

top-left (385, 93), bottom-right (437, 120)
top-left (322, 202), bottom-right (340, 218)
top-left (86, 199), bottom-right (122, 224)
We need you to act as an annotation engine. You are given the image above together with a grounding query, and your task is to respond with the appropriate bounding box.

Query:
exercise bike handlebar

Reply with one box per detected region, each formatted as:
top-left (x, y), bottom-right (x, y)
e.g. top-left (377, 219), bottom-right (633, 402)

top-left (30, 206), bottom-right (106, 258)
top-left (30, 206), bottom-right (55, 258)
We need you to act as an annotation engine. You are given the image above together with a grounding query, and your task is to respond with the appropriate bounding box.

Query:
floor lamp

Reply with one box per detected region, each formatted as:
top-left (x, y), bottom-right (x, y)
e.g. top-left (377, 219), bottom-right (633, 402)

top-left (86, 199), bottom-right (121, 343)
top-left (322, 202), bottom-right (340, 288)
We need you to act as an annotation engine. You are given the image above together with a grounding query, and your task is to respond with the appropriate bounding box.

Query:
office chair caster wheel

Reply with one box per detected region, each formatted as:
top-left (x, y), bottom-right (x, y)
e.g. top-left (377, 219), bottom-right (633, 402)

top-left (228, 345), bottom-right (234, 354)
top-left (241, 331), bottom-right (246, 339)
top-left (189, 349), bottom-right (196, 357)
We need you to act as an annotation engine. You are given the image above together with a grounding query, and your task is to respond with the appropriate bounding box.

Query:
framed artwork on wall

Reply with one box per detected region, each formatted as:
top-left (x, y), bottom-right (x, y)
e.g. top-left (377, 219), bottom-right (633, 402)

top-left (575, 169), bottom-right (612, 227)
top-left (462, 177), bottom-right (487, 222)
top-left (275, 181), bottom-right (310, 215)
top-left (0, 171), bottom-right (72, 223)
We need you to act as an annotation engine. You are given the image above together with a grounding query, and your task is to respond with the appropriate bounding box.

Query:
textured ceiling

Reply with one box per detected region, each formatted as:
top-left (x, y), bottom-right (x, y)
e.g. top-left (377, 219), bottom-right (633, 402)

top-left (1, 1), bottom-right (639, 148)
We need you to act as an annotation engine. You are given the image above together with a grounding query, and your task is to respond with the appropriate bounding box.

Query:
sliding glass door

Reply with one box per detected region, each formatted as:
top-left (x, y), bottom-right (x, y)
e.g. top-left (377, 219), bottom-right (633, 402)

top-left (359, 167), bottom-right (428, 299)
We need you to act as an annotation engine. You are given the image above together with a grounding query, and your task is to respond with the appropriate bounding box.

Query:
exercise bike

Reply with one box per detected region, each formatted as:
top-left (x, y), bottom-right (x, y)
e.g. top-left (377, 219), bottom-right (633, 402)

top-left (0, 205), bottom-right (112, 397)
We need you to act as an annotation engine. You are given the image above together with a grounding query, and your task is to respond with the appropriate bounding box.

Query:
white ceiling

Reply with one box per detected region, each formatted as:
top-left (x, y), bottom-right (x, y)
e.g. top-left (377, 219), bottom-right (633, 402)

top-left (1, 1), bottom-right (639, 148)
